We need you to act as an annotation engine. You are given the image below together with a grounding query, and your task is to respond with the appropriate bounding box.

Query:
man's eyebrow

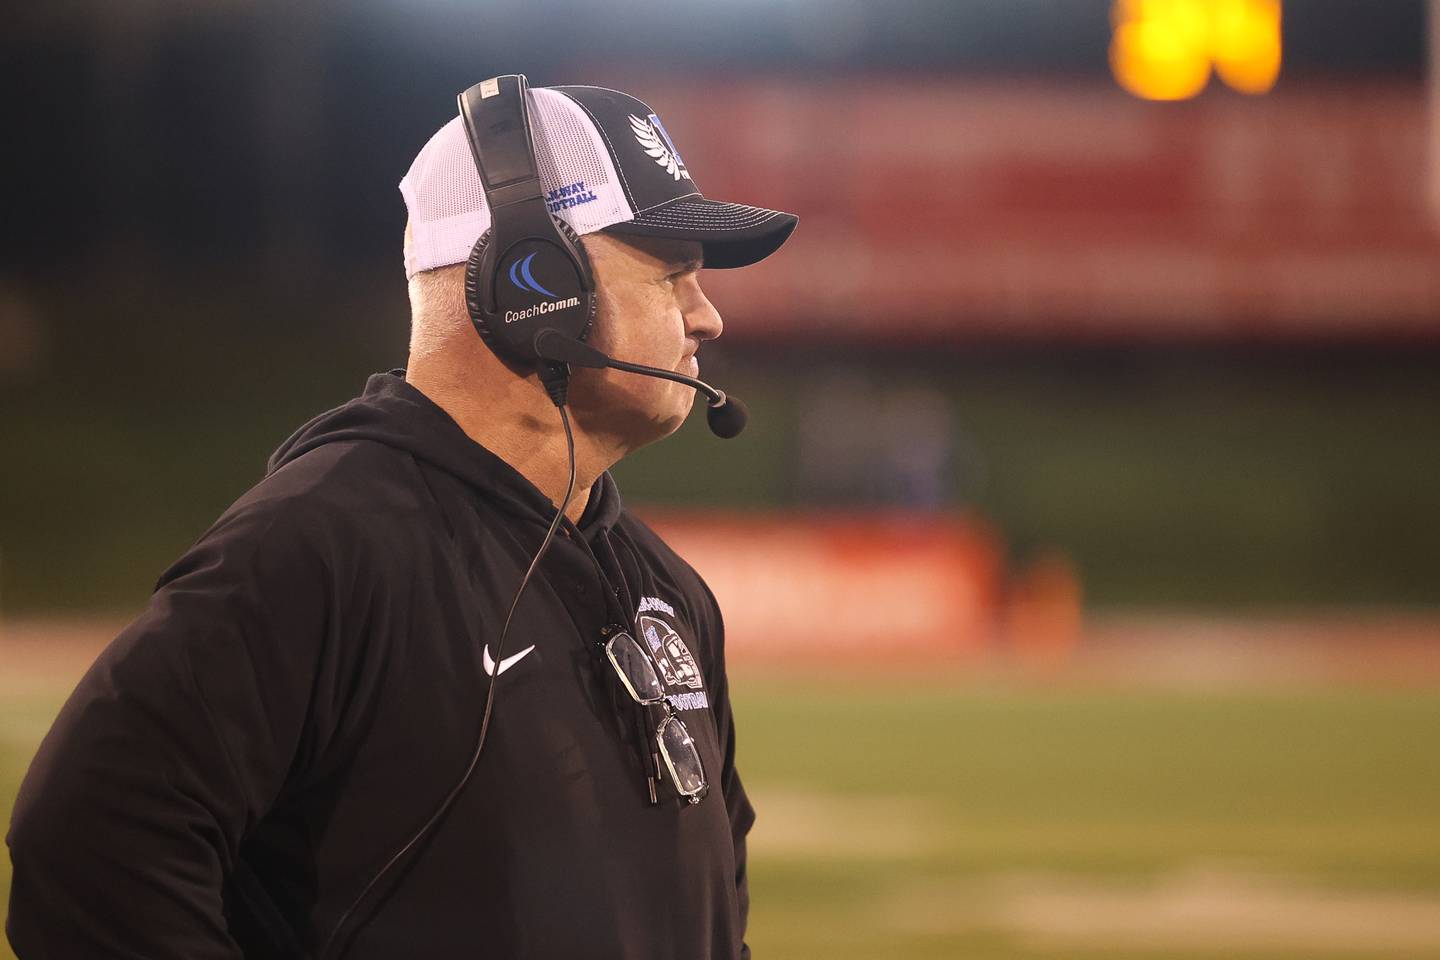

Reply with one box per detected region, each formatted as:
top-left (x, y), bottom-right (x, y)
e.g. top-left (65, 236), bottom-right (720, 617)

top-left (669, 257), bottom-right (703, 273)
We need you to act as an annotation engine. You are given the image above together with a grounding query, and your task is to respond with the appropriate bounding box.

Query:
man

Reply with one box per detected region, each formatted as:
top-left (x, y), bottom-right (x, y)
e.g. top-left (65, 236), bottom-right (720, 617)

top-left (7, 79), bottom-right (797, 959)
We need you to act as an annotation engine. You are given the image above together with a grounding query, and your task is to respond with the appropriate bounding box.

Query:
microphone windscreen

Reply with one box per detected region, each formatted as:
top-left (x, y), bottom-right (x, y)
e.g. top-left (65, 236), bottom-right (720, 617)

top-left (706, 394), bottom-right (749, 439)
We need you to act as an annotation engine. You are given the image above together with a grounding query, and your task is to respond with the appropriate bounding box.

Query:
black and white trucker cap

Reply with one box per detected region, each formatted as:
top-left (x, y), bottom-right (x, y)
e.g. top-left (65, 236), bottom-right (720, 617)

top-left (400, 83), bottom-right (799, 278)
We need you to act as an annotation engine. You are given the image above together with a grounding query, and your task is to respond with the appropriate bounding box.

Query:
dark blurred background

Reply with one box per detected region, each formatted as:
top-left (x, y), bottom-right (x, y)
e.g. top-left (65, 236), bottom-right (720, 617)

top-left (3, 0), bottom-right (1437, 616)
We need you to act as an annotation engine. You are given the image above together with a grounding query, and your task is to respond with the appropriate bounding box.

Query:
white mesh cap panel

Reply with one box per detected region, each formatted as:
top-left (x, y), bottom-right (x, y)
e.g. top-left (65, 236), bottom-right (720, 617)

top-left (399, 88), bottom-right (634, 278)
top-left (398, 117), bottom-right (489, 279)
top-left (529, 88), bottom-right (631, 234)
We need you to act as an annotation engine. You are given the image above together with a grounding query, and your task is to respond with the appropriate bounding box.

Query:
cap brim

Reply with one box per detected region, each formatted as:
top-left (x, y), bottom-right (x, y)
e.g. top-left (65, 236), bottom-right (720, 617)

top-left (602, 197), bottom-right (798, 269)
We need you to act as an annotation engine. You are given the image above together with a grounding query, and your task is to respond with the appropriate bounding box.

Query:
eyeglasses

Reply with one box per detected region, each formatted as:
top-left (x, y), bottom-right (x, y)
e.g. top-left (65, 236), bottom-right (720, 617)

top-left (601, 626), bottom-right (708, 805)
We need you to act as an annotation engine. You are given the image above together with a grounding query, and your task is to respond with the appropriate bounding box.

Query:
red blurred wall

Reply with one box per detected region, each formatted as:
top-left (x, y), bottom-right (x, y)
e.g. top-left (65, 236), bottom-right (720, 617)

top-left (620, 77), bottom-right (1440, 341)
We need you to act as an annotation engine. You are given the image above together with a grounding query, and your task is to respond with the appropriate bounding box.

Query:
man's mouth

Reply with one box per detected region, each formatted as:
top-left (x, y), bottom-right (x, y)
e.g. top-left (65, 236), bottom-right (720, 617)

top-left (680, 339), bottom-right (701, 376)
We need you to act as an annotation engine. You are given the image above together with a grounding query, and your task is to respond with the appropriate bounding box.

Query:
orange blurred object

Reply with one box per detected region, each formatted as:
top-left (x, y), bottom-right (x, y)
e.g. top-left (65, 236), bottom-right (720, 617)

top-left (1004, 549), bottom-right (1085, 674)
top-left (643, 511), bottom-right (1004, 665)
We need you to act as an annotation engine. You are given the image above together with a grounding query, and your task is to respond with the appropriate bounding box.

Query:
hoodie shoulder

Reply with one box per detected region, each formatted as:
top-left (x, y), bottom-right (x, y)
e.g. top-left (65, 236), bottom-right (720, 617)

top-left (164, 438), bottom-right (430, 600)
top-left (254, 438), bottom-right (428, 520)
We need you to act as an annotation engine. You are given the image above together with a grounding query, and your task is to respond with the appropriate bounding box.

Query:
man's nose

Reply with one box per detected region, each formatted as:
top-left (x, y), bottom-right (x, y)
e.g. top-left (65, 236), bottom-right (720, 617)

top-left (682, 281), bottom-right (723, 344)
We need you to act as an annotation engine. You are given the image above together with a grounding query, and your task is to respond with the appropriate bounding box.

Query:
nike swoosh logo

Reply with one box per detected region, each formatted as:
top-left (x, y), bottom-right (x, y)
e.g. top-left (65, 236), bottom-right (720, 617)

top-left (483, 643), bottom-right (536, 677)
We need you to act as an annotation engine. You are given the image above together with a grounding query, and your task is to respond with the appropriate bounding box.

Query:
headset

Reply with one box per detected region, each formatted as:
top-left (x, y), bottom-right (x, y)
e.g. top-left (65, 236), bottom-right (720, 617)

top-left (318, 75), bottom-right (744, 959)
top-left (458, 74), bottom-right (595, 405)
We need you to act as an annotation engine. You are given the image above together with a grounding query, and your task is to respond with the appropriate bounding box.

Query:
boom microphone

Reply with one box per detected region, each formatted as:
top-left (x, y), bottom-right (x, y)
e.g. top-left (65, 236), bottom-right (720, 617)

top-left (533, 329), bottom-right (748, 439)
top-left (701, 391), bottom-right (748, 440)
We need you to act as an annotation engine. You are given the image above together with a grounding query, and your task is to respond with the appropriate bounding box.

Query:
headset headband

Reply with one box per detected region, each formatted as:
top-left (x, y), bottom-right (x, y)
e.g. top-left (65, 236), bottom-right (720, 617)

top-left (456, 75), bottom-right (596, 391)
top-left (458, 77), bottom-right (543, 224)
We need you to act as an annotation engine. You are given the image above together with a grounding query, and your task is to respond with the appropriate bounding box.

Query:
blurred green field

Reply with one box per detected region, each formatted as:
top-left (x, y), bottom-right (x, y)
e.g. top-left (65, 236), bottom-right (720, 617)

top-left (4, 676), bottom-right (1440, 958)
top-left (7, 330), bottom-right (1440, 613)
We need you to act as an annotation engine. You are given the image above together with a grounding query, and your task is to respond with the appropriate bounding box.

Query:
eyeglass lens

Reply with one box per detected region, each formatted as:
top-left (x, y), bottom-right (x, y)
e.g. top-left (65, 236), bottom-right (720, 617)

top-left (657, 715), bottom-right (706, 798)
top-left (605, 631), bottom-right (665, 703)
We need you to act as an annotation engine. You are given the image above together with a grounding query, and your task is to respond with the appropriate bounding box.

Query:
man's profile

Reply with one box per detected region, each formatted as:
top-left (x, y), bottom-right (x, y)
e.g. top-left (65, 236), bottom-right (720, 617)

top-left (6, 76), bottom-right (796, 959)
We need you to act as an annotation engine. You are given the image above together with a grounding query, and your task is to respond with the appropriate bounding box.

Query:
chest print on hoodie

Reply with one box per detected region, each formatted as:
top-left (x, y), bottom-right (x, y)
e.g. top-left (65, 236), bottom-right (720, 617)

top-left (636, 602), bottom-right (709, 712)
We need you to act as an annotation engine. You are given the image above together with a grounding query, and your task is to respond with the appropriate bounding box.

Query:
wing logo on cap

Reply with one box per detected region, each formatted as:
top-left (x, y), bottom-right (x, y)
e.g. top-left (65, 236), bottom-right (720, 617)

top-left (629, 114), bottom-right (691, 182)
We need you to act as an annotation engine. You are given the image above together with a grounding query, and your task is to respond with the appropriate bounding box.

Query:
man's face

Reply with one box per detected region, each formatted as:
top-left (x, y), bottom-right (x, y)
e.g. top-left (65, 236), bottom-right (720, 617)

top-left (569, 233), bottom-right (723, 448)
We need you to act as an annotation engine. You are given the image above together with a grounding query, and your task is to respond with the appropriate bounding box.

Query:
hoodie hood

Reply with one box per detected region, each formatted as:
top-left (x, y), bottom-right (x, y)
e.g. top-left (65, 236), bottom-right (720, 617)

top-left (266, 369), bottom-right (623, 536)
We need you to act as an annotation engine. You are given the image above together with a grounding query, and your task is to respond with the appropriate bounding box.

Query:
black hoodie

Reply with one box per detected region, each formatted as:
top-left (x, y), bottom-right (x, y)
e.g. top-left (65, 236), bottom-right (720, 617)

top-left (7, 370), bottom-right (755, 960)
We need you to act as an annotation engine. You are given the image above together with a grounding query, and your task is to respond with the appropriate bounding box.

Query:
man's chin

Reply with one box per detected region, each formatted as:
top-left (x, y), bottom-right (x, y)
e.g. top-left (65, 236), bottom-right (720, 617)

top-left (632, 403), bottom-right (690, 447)
top-left (570, 394), bottom-right (690, 451)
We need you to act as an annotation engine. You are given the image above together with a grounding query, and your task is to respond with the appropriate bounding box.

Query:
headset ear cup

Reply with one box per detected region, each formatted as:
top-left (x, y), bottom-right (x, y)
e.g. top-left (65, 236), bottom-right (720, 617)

top-left (463, 218), bottom-right (597, 373)
top-left (463, 229), bottom-right (509, 360)
top-left (548, 215), bottom-right (597, 346)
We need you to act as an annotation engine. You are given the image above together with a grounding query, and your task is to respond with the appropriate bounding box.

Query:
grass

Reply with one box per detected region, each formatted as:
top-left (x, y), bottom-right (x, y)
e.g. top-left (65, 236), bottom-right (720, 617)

top-left (732, 680), bottom-right (1440, 959)
top-left (4, 677), bottom-right (1439, 958)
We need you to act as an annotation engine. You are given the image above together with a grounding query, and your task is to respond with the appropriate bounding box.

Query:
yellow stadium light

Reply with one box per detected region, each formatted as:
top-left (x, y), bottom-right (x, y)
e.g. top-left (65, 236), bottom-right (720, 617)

top-left (1111, 0), bottom-right (1213, 101)
top-left (1211, 0), bottom-right (1282, 94)
top-left (1110, 0), bottom-right (1282, 101)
